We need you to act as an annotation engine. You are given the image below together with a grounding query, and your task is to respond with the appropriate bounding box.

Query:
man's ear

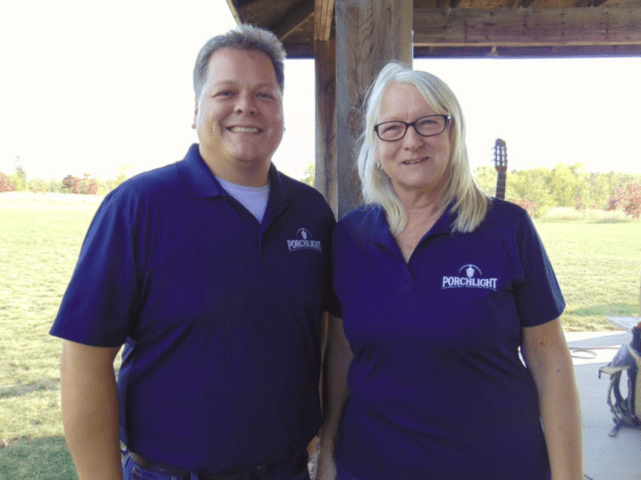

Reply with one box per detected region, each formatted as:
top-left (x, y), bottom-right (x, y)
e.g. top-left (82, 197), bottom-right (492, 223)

top-left (192, 98), bottom-right (199, 129)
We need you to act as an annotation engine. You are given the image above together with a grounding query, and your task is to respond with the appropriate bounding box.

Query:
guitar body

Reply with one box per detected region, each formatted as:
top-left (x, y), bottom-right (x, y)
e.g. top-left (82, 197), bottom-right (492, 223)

top-left (493, 139), bottom-right (508, 200)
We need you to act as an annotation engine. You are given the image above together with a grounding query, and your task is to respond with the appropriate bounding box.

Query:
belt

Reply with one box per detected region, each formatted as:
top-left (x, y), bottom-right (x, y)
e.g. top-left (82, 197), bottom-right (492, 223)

top-left (128, 451), bottom-right (269, 480)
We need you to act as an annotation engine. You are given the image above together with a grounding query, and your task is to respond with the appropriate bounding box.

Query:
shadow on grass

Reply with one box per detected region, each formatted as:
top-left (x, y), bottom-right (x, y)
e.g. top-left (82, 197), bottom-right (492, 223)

top-left (569, 304), bottom-right (638, 317)
top-left (0, 378), bottom-right (59, 399)
top-left (591, 218), bottom-right (635, 224)
top-left (0, 436), bottom-right (77, 480)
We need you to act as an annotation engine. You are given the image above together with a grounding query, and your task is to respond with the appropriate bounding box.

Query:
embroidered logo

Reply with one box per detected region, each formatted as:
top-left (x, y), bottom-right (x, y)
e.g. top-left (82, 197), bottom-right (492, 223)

top-left (287, 228), bottom-right (322, 253)
top-left (442, 264), bottom-right (497, 290)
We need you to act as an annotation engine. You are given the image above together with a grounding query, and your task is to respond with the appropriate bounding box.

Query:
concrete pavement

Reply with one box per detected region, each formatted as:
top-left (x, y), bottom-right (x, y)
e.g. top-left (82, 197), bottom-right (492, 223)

top-left (566, 331), bottom-right (641, 480)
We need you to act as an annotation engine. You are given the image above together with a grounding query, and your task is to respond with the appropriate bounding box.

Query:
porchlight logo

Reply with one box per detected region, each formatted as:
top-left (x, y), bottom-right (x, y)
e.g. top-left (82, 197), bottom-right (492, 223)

top-left (442, 264), bottom-right (497, 291)
top-left (287, 228), bottom-right (322, 253)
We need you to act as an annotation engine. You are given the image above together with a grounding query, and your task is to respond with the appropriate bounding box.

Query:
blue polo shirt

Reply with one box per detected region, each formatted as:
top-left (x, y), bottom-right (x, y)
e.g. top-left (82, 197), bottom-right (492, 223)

top-left (332, 199), bottom-right (564, 480)
top-left (50, 144), bottom-right (337, 475)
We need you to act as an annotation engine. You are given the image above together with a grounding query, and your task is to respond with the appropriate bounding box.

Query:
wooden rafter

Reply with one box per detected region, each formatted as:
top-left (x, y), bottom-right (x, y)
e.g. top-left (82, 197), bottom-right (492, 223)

top-left (225, 0), bottom-right (243, 24)
top-left (270, 0), bottom-right (314, 41)
top-left (315, 0), bottom-right (336, 41)
top-left (413, 7), bottom-right (641, 47)
top-left (576, 0), bottom-right (610, 6)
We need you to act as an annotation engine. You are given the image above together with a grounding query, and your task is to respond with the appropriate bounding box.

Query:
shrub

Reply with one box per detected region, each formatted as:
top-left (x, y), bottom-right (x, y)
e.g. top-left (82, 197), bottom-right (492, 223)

top-left (27, 178), bottom-right (49, 193)
top-left (0, 172), bottom-right (17, 192)
top-left (62, 174), bottom-right (98, 195)
top-left (607, 183), bottom-right (641, 219)
top-left (508, 195), bottom-right (536, 217)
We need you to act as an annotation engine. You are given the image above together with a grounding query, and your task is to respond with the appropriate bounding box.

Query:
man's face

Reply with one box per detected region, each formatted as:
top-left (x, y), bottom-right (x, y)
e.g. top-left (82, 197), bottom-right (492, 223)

top-left (193, 48), bottom-right (284, 186)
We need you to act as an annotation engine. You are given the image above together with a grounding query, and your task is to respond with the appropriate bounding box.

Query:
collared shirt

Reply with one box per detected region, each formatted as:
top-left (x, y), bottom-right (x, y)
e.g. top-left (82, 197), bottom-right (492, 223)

top-left (332, 199), bottom-right (563, 480)
top-left (50, 144), bottom-right (337, 474)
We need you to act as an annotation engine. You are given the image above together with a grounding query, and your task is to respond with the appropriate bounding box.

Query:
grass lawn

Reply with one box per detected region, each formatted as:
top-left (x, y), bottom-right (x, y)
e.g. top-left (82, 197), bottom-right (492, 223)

top-left (536, 208), bottom-right (641, 330)
top-left (0, 194), bottom-right (639, 477)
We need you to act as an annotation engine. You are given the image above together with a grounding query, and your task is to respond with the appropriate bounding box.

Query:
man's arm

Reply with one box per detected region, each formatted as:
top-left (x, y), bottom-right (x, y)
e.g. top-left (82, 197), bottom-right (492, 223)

top-left (60, 340), bottom-right (123, 480)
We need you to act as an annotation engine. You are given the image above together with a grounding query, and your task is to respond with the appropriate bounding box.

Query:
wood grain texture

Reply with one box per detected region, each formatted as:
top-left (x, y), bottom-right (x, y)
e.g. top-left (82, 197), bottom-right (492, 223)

top-left (413, 7), bottom-right (641, 47)
top-left (335, 0), bottom-right (413, 217)
top-left (314, 39), bottom-right (338, 214)
top-left (314, 0), bottom-right (336, 40)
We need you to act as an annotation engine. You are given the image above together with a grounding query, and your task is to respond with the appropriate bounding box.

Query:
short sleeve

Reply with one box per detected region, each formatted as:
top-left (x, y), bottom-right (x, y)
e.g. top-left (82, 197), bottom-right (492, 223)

top-left (512, 212), bottom-right (565, 327)
top-left (49, 188), bottom-right (143, 346)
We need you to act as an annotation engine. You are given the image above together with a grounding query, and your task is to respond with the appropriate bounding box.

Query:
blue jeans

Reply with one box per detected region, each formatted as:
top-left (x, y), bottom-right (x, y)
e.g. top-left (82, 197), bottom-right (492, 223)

top-left (121, 451), bottom-right (311, 480)
top-left (122, 452), bottom-right (184, 480)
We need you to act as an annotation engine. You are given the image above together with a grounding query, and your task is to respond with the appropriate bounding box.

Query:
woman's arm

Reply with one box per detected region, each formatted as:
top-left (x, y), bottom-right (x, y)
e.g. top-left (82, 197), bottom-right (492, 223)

top-left (61, 340), bottom-right (123, 480)
top-left (522, 318), bottom-right (583, 480)
top-left (317, 314), bottom-right (354, 480)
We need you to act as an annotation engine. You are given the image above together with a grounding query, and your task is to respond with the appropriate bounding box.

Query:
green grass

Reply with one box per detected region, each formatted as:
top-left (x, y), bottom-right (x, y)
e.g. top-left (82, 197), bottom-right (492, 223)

top-left (534, 213), bottom-right (641, 331)
top-left (0, 194), bottom-right (640, 476)
top-left (0, 437), bottom-right (77, 480)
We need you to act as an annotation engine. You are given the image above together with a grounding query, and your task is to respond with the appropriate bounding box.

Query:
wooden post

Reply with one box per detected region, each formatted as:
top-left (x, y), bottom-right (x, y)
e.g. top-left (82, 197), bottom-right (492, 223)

top-left (335, 0), bottom-right (413, 218)
top-left (314, 39), bottom-right (337, 215)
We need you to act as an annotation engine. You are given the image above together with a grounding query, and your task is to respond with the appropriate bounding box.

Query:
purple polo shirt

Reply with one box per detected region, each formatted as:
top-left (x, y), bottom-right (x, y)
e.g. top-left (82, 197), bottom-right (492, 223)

top-left (332, 199), bottom-right (564, 480)
top-left (50, 144), bottom-right (337, 475)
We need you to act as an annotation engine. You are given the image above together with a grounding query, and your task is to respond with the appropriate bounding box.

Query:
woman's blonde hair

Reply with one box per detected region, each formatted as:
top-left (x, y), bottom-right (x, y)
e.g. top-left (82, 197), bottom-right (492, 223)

top-left (357, 62), bottom-right (490, 235)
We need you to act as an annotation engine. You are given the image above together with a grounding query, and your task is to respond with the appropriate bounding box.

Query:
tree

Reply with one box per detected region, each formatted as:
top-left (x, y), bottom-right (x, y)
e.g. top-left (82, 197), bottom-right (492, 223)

top-left (549, 164), bottom-right (582, 207)
top-left (0, 172), bottom-right (17, 192)
top-left (104, 164), bottom-right (133, 193)
top-left (62, 173), bottom-right (98, 194)
top-left (27, 178), bottom-right (49, 193)
top-left (507, 167), bottom-right (555, 217)
top-left (472, 165), bottom-right (496, 197)
top-left (609, 183), bottom-right (641, 219)
top-left (8, 157), bottom-right (27, 191)
top-left (301, 162), bottom-right (314, 187)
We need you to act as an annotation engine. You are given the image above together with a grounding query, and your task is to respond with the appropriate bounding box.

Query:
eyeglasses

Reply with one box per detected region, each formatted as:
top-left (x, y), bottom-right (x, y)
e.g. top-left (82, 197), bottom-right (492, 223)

top-left (374, 115), bottom-right (451, 142)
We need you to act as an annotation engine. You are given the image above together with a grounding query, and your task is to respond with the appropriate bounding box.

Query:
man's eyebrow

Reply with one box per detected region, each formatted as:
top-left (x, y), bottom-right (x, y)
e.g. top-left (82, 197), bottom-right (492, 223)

top-left (213, 81), bottom-right (277, 89)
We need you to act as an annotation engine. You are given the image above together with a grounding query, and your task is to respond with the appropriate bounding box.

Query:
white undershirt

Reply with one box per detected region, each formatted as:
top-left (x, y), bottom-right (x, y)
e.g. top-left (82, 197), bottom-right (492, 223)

top-left (215, 176), bottom-right (270, 223)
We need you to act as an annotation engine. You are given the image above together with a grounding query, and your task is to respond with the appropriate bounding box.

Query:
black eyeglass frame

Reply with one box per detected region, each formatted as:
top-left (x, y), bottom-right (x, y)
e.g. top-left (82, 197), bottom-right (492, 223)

top-left (373, 114), bottom-right (452, 142)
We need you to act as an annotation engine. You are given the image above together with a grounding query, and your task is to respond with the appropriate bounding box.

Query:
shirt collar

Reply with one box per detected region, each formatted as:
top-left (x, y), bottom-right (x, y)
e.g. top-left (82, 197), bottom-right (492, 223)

top-left (368, 202), bottom-right (457, 250)
top-left (177, 144), bottom-right (286, 205)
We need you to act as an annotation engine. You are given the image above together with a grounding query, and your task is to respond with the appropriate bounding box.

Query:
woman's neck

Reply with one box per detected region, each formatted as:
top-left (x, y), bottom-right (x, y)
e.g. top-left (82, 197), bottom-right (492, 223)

top-left (394, 193), bottom-right (443, 263)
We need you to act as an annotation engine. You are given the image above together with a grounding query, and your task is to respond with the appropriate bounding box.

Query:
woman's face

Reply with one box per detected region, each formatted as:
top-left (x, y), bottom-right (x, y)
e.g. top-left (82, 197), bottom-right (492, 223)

top-left (376, 83), bottom-right (451, 200)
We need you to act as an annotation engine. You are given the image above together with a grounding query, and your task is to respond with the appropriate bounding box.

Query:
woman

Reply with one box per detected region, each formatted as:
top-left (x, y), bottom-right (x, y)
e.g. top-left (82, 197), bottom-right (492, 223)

top-left (318, 63), bottom-right (583, 480)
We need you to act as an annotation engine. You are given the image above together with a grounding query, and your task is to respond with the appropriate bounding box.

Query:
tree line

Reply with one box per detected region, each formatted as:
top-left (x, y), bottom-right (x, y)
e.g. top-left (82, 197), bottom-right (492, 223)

top-left (473, 163), bottom-right (641, 218)
top-left (2, 160), bottom-right (640, 219)
top-left (0, 161), bottom-right (132, 196)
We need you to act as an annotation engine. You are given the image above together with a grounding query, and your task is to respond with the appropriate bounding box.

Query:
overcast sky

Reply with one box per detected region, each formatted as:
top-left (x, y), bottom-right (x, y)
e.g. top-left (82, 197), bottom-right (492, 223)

top-left (1, 0), bottom-right (640, 182)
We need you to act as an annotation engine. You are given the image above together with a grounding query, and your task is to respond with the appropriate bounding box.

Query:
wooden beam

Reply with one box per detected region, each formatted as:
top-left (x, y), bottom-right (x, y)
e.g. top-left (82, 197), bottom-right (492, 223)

top-left (225, 0), bottom-right (243, 24)
top-left (413, 7), bottom-right (641, 47)
top-left (576, 0), bottom-right (610, 6)
top-left (270, 0), bottom-right (314, 41)
top-left (314, 39), bottom-right (337, 213)
top-left (335, 0), bottom-right (413, 218)
top-left (315, 0), bottom-right (336, 41)
top-left (413, 43), bottom-right (641, 58)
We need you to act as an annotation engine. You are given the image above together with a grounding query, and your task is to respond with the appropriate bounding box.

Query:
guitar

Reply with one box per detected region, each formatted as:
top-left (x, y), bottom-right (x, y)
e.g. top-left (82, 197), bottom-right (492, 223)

top-left (493, 138), bottom-right (508, 200)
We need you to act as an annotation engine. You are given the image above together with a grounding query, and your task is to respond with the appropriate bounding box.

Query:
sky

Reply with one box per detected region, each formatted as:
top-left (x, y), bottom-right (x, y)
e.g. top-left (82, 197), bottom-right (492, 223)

top-left (1, 0), bottom-right (640, 183)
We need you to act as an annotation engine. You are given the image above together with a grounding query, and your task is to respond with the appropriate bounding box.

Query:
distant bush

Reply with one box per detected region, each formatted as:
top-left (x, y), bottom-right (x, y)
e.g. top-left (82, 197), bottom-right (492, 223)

top-left (508, 195), bottom-right (536, 217)
top-left (62, 174), bottom-right (98, 195)
top-left (27, 178), bottom-right (49, 193)
top-left (608, 183), bottom-right (641, 219)
top-left (0, 172), bottom-right (17, 192)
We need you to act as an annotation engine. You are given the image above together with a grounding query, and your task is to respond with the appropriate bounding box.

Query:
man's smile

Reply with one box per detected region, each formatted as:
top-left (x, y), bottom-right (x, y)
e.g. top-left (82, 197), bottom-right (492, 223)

top-left (227, 126), bottom-right (263, 133)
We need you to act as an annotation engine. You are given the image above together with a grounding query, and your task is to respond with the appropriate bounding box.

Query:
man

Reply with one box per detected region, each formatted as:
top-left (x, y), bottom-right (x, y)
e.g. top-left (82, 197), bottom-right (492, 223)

top-left (51, 24), bottom-right (337, 480)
